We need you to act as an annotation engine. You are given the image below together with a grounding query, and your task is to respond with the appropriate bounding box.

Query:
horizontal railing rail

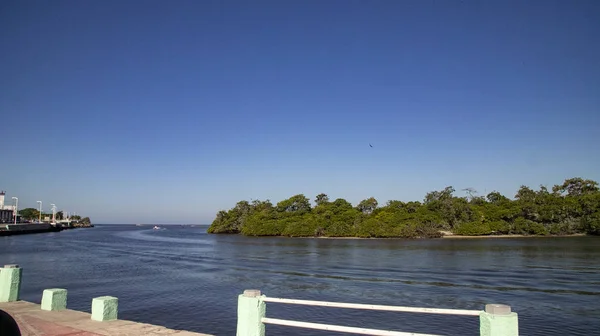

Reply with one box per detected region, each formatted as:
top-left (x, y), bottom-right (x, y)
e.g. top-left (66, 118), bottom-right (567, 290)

top-left (236, 290), bottom-right (519, 336)
top-left (261, 317), bottom-right (440, 336)
top-left (261, 297), bottom-right (482, 316)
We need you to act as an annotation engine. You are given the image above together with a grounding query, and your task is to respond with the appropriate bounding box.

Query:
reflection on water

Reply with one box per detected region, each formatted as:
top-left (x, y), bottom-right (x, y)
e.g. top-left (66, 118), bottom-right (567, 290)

top-left (1, 225), bottom-right (599, 335)
top-left (115, 228), bottom-right (214, 245)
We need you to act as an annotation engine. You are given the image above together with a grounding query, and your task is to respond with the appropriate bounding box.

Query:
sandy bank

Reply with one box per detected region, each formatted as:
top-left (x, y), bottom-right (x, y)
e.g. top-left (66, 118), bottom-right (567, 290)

top-left (282, 233), bottom-right (589, 240)
top-left (441, 233), bottom-right (587, 239)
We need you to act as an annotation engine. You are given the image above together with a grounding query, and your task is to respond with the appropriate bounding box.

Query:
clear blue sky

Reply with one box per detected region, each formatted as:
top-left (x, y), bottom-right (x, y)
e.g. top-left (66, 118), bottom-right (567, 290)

top-left (1, 0), bottom-right (598, 224)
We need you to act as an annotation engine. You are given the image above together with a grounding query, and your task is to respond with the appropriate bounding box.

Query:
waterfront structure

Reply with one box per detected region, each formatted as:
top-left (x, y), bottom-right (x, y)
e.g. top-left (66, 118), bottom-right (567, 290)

top-left (51, 203), bottom-right (57, 224)
top-left (236, 289), bottom-right (519, 336)
top-left (1, 265), bottom-right (519, 335)
top-left (37, 201), bottom-right (42, 223)
top-left (0, 193), bottom-right (92, 234)
top-left (0, 191), bottom-right (20, 223)
top-left (11, 197), bottom-right (18, 224)
top-left (0, 209), bottom-right (13, 223)
top-left (0, 191), bottom-right (77, 225)
top-left (0, 265), bottom-right (211, 335)
top-left (0, 191), bottom-right (15, 211)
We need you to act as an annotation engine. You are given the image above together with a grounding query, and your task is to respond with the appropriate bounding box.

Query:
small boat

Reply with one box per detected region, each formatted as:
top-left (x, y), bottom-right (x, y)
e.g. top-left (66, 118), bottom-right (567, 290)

top-left (153, 226), bottom-right (160, 230)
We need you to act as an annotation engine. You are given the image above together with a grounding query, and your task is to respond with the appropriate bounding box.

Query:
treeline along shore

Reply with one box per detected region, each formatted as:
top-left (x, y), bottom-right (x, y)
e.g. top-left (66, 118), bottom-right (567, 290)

top-left (207, 177), bottom-right (600, 238)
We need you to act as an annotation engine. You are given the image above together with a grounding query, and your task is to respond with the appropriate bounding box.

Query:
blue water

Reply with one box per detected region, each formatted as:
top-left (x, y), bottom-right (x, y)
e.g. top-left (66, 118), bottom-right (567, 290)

top-left (1, 225), bottom-right (599, 335)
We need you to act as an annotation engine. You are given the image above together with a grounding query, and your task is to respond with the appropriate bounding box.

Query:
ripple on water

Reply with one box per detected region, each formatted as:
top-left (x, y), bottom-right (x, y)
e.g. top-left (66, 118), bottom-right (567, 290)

top-left (2, 227), bottom-right (600, 336)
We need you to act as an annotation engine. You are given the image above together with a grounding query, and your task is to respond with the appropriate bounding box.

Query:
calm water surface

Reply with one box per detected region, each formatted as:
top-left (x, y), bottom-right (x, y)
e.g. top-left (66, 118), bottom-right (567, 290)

top-left (1, 225), bottom-right (599, 335)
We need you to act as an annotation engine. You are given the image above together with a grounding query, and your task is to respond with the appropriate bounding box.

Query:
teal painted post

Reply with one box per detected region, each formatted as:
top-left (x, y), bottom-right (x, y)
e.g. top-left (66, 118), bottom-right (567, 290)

top-left (480, 304), bottom-right (519, 336)
top-left (0, 264), bottom-right (22, 303)
top-left (236, 289), bottom-right (266, 336)
top-left (91, 296), bottom-right (119, 321)
top-left (41, 288), bottom-right (68, 311)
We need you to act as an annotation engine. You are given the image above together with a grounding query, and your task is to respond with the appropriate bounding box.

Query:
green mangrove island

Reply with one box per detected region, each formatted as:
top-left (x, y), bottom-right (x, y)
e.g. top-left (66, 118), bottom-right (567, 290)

top-left (207, 177), bottom-right (600, 238)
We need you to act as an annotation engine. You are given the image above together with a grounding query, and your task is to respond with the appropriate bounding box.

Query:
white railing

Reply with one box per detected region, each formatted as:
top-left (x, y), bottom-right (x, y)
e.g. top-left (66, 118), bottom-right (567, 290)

top-left (236, 290), bottom-right (519, 336)
top-left (261, 297), bottom-right (482, 316)
top-left (261, 317), bottom-right (437, 336)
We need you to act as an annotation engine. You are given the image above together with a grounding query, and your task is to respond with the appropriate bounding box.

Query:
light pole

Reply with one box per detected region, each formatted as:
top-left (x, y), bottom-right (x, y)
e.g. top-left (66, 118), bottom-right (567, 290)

top-left (51, 204), bottom-right (56, 224)
top-left (37, 201), bottom-right (43, 223)
top-left (11, 197), bottom-right (18, 225)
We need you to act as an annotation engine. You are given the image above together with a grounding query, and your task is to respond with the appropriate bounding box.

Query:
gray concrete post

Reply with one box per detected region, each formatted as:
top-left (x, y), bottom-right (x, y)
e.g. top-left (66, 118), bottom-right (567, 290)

top-left (236, 289), bottom-right (266, 336)
top-left (480, 304), bottom-right (519, 336)
top-left (0, 264), bottom-right (22, 302)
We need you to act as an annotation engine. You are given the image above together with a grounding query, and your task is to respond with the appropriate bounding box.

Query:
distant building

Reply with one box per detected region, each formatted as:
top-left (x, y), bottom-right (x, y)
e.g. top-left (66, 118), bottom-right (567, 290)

top-left (0, 191), bottom-right (15, 210)
top-left (0, 209), bottom-right (14, 223)
top-left (0, 191), bottom-right (19, 223)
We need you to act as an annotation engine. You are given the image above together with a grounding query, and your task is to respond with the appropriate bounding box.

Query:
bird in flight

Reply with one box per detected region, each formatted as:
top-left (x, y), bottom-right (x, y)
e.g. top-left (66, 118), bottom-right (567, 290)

top-left (369, 143), bottom-right (373, 148)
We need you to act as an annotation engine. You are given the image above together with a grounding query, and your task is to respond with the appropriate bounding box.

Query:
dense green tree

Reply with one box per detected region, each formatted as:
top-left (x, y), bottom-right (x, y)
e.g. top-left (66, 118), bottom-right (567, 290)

top-left (424, 186), bottom-right (455, 204)
top-left (552, 178), bottom-right (599, 197)
top-left (515, 185), bottom-right (536, 202)
top-left (357, 197), bottom-right (378, 214)
top-left (207, 177), bottom-right (600, 238)
top-left (486, 191), bottom-right (510, 205)
top-left (315, 193), bottom-right (330, 206)
top-left (18, 208), bottom-right (40, 220)
top-left (277, 194), bottom-right (311, 214)
top-left (332, 198), bottom-right (353, 210)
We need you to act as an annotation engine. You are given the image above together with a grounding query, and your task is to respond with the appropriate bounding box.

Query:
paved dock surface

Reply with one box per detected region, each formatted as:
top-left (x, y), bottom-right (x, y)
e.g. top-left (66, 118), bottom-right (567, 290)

top-left (0, 301), bottom-right (213, 336)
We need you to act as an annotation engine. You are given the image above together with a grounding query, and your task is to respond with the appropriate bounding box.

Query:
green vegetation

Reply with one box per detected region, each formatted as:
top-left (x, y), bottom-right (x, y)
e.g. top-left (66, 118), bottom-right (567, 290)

top-left (17, 208), bottom-right (59, 221)
top-left (73, 217), bottom-right (92, 227)
top-left (17, 208), bottom-right (40, 221)
top-left (207, 177), bottom-right (600, 238)
top-left (17, 208), bottom-right (92, 227)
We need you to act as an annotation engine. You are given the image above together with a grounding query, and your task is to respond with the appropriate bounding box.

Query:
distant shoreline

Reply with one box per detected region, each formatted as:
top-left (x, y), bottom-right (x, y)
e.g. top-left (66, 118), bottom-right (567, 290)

top-left (278, 233), bottom-right (590, 240)
top-left (441, 233), bottom-right (588, 239)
